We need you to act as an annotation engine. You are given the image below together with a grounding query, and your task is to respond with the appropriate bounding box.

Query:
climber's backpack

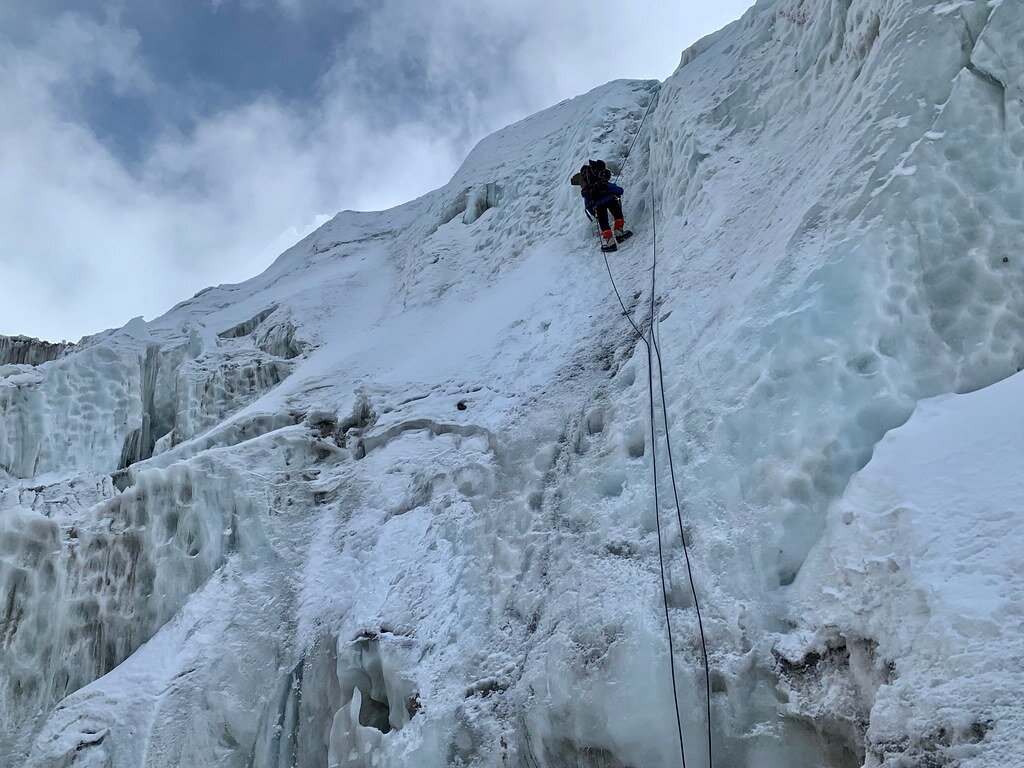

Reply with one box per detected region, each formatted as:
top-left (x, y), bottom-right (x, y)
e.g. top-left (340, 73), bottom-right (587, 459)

top-left (577, 159), bottom-right (612, 202)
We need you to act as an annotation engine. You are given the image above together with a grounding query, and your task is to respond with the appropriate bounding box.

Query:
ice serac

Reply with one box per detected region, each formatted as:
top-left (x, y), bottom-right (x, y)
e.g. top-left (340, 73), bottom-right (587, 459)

top-left (0, 335), bottom-right (73, 367)
top-left (2, 0), bottom-right (1023, 766)
top-left (779, 371), bottom-right (1024, 768)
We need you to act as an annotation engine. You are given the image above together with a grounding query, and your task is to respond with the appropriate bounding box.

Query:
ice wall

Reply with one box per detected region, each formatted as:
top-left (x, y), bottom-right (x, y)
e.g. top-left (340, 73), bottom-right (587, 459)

top-left (0, 461), bottom-right (268, 754)
top-left (2, 1), bottom-right (1023, 767)
top-left (0, 311), bottom-right (304, 761)
top-left (0, 343), bottom-right (142, 478)
top-left (0, 335), bottom-right (73, 367)
top-left (638, 0), bottom-right (1024, 762)
top-left (778, 371), bottom-right (1024, 767)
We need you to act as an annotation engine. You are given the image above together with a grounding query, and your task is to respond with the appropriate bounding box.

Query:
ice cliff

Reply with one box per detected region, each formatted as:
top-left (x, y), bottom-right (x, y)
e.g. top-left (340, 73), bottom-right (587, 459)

top-left (2, 0), bottom-right (1023, 766)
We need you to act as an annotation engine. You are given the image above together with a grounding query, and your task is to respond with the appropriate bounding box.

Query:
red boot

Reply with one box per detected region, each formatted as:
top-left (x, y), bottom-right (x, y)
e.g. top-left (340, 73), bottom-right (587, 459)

top-left (601, 230), bottom-right (617, 252)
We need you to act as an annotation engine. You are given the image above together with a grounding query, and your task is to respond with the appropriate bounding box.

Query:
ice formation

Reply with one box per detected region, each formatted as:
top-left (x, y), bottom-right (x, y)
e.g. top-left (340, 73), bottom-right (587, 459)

top-left (0, 335), bottom-right (72, 367)
top-left (2, 0), bottom-right (1023, 766)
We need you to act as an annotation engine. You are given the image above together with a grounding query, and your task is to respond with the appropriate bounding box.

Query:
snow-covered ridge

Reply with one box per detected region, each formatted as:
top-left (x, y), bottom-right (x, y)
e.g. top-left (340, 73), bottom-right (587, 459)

top-left (2, 1), bottom-right (1024, 766)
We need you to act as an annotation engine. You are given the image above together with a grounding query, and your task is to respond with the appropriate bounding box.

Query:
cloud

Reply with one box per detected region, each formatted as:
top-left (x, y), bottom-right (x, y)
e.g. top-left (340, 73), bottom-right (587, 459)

top-left (0, 1), bottom-right (753, 342)
top-left (0, 10), bottom-right (462, 341)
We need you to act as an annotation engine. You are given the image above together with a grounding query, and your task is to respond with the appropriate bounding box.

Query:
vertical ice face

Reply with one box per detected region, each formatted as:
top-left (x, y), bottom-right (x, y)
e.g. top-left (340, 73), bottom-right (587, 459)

top-left (667, 0), bottom-right (1022, 584)
top-left (3, 1), bottom-right (1024, 766)
top-left (0, 309), bottom-right (308, 762)
top-left (0, 335), bottom-right (73, 367)
top-left (0, 462), bottom-right (268, 750)
top-left (1, 343), bottom-right (142, 479)
top-left (250, 632), bottom-right (421, 768)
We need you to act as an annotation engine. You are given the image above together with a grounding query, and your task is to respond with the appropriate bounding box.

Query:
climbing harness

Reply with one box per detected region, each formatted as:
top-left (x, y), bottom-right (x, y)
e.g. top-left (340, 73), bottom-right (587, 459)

top-left (602, 83), bottom-right (715, 768)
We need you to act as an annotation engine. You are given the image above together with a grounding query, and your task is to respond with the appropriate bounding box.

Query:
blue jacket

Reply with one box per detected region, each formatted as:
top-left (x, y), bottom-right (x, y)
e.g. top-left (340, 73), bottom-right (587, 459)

top-left (583, 182), bottom-right (624, 213)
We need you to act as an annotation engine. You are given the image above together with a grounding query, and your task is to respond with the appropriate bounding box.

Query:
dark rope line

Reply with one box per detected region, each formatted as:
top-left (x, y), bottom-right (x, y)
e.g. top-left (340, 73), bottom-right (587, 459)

top-left (645, 287), bottom-right (689, 768)
top-left (619, 83), bottom-right (661, 178)
top-left (602, 249), bottom-right (645, 343)
top-left (601, 228), bottom-right (687, 768)
top-left (599, 93), bottom-right (688, 766)
top-left (648, 142), bottom-right (715, 768)
top-left (598, 86), bottom-right (715, 767)
top-left (651, 279), bottom-right (715, 768)
top-left (644, 169), bottom-right (689, 768)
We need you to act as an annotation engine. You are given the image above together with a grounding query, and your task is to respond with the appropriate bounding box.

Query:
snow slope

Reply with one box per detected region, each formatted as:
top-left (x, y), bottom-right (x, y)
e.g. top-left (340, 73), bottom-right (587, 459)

top-left (2, 0), bottom-right (1023, 766)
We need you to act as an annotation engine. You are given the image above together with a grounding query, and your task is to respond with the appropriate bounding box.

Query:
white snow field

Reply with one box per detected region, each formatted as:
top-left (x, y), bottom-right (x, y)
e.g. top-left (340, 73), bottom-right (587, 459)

top-left (2, 0), bottom-right (1023, 766)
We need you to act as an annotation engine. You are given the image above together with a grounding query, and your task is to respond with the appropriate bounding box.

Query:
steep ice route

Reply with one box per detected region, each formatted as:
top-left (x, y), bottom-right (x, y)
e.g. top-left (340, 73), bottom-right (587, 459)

top-left (2, 0), bottom-right (1024, 766)
top-left (2, 77), bottom-right (669, 767)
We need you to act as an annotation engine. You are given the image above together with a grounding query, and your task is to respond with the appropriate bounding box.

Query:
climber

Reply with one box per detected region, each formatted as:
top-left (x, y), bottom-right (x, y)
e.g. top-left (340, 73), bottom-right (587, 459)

top-left (571, 159), bottom-right (632, 252)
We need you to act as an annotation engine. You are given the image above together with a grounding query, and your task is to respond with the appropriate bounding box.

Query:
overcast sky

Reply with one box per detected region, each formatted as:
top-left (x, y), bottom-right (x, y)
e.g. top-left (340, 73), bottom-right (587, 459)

top-left (1, 0), bottom-right (754, 342)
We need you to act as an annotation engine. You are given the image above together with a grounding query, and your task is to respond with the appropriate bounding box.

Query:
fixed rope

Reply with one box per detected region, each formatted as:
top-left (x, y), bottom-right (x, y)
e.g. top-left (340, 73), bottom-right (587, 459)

top-left (648, 172), bottom-right (714, 768)
top-left (651, 326), bottom-right (714, 768)
top-left (599, 83), bottom-right (715, 768)
top-left (603, 236), bottom-right (688, 768)
top-left (619, 85), bottom-right (659, 177)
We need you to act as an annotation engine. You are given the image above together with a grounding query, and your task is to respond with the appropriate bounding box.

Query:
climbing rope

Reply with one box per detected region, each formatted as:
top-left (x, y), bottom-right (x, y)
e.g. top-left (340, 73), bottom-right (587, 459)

top-left (599, 84), bottom-right (715, 768)
top-left (649, 185), bottom-right (714, 768)
top-left (602, 227), bottom-right (688, 768)
top-left (618, 84), bottom-right (660, 177)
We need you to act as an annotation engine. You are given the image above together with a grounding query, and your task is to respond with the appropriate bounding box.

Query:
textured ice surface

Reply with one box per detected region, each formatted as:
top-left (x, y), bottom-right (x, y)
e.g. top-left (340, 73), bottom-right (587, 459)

top-left (2, 0), bottom-right (1024, 766)
top-left (0, 335), bottom-right (72, 367)
top-left (780, 371), bottom-right (1024, 767)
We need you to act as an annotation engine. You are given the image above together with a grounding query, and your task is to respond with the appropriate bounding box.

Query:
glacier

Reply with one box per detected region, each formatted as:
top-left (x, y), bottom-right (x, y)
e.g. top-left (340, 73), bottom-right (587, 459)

top-left (2, 0), bottom-right (1023, 766)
